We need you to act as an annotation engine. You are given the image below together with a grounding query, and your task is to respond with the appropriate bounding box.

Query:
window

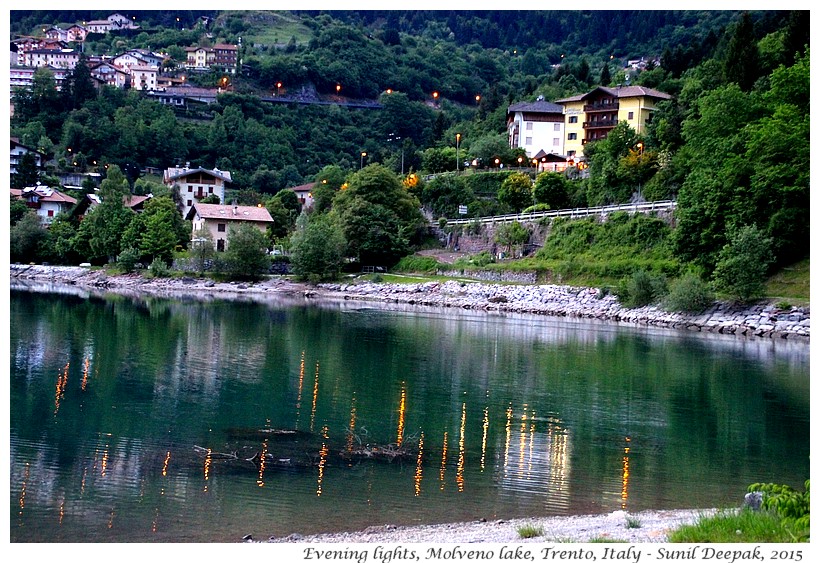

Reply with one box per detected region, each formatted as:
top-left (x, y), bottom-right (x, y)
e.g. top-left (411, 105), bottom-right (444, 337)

top-left (554, 123), bottom-right (561, 131)
top-left (568, 150), bottom-right (576, 157)
top-left (187, 200), bottom-right (192, 207)
top-left (47, 209), bottom-right (54, 217)
top-left (208, 187), bottom-right (213, 193)
top-left (526, 122), bottom-right (533, 130)
top-left (553, 138), bottom-right (560, 146)
top-left (525, 137), bottom-right (532, 145)
top-left (568, 133), bottom-right (577, 140)
top-left (188, 186), bottom-right (192, 192)
top-left (628, 111), bottom-right (634, 120)
top-left (569, 116), bottom-right (578, 124)
top-left (218, 223), bottom-right (226, 232)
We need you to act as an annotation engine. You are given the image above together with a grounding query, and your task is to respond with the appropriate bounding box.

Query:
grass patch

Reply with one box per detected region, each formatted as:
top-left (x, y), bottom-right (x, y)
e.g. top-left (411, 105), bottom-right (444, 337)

top-left (392, 255), bottom-right (442, 274)
top-left (765, 258), bottom-right (809, 303)
top-left (668, 509), bottom-right (807, 543)
top-left (625, 515), bottom-right (643, 529)
top-left (517, 524), bottom-right (544, 539)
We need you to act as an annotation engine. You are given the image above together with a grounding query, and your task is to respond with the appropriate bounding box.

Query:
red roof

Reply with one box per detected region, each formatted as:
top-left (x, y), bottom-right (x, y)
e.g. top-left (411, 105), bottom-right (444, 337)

top-left (187, 203), bottom-right (273, 223)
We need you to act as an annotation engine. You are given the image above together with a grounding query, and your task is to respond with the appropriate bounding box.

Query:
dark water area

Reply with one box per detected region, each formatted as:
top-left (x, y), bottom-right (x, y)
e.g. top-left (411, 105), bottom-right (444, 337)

top-left (9, 286), bottom-right (810, 542)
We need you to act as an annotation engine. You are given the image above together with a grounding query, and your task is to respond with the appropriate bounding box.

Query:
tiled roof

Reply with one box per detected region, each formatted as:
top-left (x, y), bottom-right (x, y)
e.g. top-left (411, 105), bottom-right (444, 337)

top-left (508, 100), bottom-right (564, 114)
top-left (556, 85), bottom-right (672, 103)
top-left (188, 203), bottom-right (273, 223)
top-left (166, 166), bottom-right (232, 183)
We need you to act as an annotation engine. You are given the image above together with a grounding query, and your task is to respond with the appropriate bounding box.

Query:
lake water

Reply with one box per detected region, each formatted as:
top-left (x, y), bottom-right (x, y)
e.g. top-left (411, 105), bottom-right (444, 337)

top-left (9, 285), bottom-right (810, 543)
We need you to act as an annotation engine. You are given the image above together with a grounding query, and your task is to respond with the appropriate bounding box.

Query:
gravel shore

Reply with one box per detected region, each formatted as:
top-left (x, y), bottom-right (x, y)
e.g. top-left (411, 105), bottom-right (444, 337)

top-left (265, 509), bottom-right (718, 544)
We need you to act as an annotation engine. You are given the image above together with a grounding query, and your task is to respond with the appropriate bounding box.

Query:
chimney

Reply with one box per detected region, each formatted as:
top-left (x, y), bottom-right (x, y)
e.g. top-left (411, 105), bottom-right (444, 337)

top-left (233, 205), bottom-right (238, 215)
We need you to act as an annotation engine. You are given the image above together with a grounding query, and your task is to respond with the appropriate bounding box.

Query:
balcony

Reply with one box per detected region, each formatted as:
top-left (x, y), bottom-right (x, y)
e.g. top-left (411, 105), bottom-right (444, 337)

top-left (583, 101), bottom-right (619, 112)
top-left (583, 119), bottom-right (618, 129)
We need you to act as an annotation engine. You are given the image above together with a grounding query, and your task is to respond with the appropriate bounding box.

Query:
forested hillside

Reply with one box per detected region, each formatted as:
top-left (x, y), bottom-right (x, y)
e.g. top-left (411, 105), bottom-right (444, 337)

top-left (10, 10), bottom-right (810, 302)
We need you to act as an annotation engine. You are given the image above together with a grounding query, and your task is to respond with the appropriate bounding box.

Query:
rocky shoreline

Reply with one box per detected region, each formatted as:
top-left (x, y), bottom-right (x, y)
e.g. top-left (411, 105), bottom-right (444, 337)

top-left (10, 265), bottom-right (809, 342)
top-left (263, 509), bottom-right (720, 544)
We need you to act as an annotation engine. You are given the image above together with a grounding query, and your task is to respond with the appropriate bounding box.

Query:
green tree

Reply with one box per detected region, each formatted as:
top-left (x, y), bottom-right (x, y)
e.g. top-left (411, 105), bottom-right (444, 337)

top-left (497, 172), bottom-right (533, 213)
top-left (12, 152), bottom-right (41, 189)
top-left (189, 227), bottom-right (215, 274)
top-left (494, 221), bottom-right (529, 256)
top-left (532, 172), bottom-right (570, 210)
top-left (289, 214), bottom-right (346, 282)
top-left (338, 199), bottom-right (409, 267)
top-left (712, 225), bottom-right (774, 303)
top-left (10, 212), bottom-right (48, 263)
top-left (139, 196), bottom-right (189, 263)
top-left (224, 223), bottom-right (270, 280)
top-left (724, 12), bottom-right (761, 92)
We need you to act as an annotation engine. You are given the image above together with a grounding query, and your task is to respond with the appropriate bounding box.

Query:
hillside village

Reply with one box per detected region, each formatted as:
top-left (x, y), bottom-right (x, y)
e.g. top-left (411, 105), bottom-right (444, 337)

top-left (11, 12), bottom-right (670, 235)
top-left (9, 10), bottom-right (809, 310)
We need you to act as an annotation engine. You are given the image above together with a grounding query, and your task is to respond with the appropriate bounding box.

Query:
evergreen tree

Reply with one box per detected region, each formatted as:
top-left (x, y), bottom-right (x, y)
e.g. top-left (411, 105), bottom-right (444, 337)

top-left (599, 62), bottom-right (612, 86)
top-left (724, 12), bottom-right (761, 91)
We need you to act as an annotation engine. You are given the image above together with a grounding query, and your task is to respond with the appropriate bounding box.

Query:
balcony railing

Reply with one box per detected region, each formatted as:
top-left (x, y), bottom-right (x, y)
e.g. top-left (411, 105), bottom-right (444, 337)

top-left (583, 101), bottom-right (619, 112)
top-left (583, 119), bottom-right (618, 129)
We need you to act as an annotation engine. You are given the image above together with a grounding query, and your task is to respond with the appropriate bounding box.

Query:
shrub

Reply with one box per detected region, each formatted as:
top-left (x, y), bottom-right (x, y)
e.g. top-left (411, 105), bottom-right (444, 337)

top-left (392, 255), bottom-right (440, 274)
top-left (147, 257), bottom-right (170, 278)
top-left (117, 247), bottom-right (142, 273)
top-left (517, 524), bottom-right (544, 539)
top-left (617, 269), bottom-right (668, 308)
top-left (712, 225), bottom-right (774, 303)
top-left (663, 272), bottom-right (714, 312)
top-left (625, 515), bottom-right (643, 529)
top-left (748, 481), bottom-right (810, 537)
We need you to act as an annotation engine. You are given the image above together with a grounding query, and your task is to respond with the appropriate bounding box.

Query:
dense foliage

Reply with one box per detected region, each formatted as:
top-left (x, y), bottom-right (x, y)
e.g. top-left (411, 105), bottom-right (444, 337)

top-left (10, 10), bottom-right (809, 288)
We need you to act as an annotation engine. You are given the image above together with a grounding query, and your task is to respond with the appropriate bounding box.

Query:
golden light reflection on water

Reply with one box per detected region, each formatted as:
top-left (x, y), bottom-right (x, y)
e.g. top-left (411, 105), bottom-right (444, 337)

top-left (503, 403), bottom-right (513, 476)
top-left (396, 383), bottom-right (407, 447)
top-left (621, 436), bottom-right (631, 509)
top-left (59, 499), bottom-right (64, 526)
top-left (310, 362), bottom-right (320, 432)
top-left (54, 362), bottom-right (69, 415)
top-left (257, 439), bottom-right (268, 487)
top-left (18, 462), bottom-right (29, 517)
top-left (439, 431), bottom-right (448, 491)
top-left (480, 405), bottom-right (489, 472)
top-left (414, 432), bottom-right (424, 496)
top-left (203, 448), bottom-right (212, 492)
top-left (162, 451), bottom-right (171, 477)
top-left (81, 356), bottom-right (90, 391)
top-left (316, 425), bottom-right (329, 496)
top-left (346, 394), bottom-right (357, 453)
top-left (457, 403), bottom-right (466, 492)
top-left (295, 350), bottom-right (305, 430)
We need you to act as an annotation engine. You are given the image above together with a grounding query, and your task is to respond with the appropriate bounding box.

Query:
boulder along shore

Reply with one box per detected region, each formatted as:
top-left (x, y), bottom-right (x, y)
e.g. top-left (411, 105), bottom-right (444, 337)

top-left (10, 264), bottom-right (809, 342)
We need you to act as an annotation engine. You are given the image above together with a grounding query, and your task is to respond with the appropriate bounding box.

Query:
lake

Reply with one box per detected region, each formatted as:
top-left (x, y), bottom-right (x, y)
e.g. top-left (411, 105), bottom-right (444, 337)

top-left (9, 285), bottom-right (810, 542)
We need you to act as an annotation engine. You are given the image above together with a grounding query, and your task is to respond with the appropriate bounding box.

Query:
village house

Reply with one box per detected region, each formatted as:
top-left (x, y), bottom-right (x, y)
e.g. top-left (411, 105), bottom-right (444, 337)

top-left (186, 203), bottom-right (274, 252)
top-left (286, 182), bottom-right (315, 209)
top-left (556, 85), bottom-right (672, 159)
top-left (11, 185), bottom-right (77, 225)
top-left (184, 43), bottom-right (238, 73)
top-left (129, 65), bottom-right (159, 91)
top-left (506, 98), bottom-right (567, 166)
top-left (163, 164), bottom-right (232, 218)
top-left (10, 138), bottom-right (47, 174)
top-left (89, 61), bottom-right (129, 89)
top-left (22, 47), bottom-right (79, 70)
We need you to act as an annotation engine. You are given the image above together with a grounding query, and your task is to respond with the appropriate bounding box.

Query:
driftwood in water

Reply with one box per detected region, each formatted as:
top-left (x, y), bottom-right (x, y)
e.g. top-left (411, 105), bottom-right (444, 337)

top-left (192, 427), bottom-right (421, 474)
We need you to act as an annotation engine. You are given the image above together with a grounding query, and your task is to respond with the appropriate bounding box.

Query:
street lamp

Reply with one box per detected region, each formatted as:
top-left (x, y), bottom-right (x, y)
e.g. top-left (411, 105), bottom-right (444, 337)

top-left (456, 133), bottom-right (461, 172)
top-left (276, 81), bottom-right (282, 96)
top-left (517, 156), bottom-right (523, 168)
top-left (360, 151), bottom-right (367, 169)
top-left (336, 84), bottom-right (341, 95)
top-left (475, 94), bottom-right (481, 104)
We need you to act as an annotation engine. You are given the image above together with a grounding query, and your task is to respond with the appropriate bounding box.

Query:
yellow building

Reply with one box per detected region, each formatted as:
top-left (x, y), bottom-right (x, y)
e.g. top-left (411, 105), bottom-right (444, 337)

top-left (556, 85), bottom-right (672, 159)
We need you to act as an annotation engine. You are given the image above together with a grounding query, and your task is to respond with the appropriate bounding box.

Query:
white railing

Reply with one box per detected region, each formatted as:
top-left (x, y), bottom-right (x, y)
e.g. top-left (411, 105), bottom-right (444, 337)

top-left (443, 200), bottom-right (677, 226)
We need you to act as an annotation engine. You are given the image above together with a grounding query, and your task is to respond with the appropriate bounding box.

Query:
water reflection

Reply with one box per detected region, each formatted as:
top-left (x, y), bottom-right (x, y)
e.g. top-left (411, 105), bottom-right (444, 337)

top-left (9, 289), bottom-right (810, 542)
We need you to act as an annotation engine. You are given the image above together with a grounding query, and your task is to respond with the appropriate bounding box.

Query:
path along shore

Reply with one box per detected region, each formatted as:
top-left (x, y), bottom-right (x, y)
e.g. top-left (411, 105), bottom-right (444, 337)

top-left (10, 264), bottom-right (810, 342)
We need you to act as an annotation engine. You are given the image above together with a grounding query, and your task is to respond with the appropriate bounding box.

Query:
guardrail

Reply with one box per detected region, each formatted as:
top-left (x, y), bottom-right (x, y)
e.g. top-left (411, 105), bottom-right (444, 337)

top-left (443, 200), bottom-right (677, 226)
